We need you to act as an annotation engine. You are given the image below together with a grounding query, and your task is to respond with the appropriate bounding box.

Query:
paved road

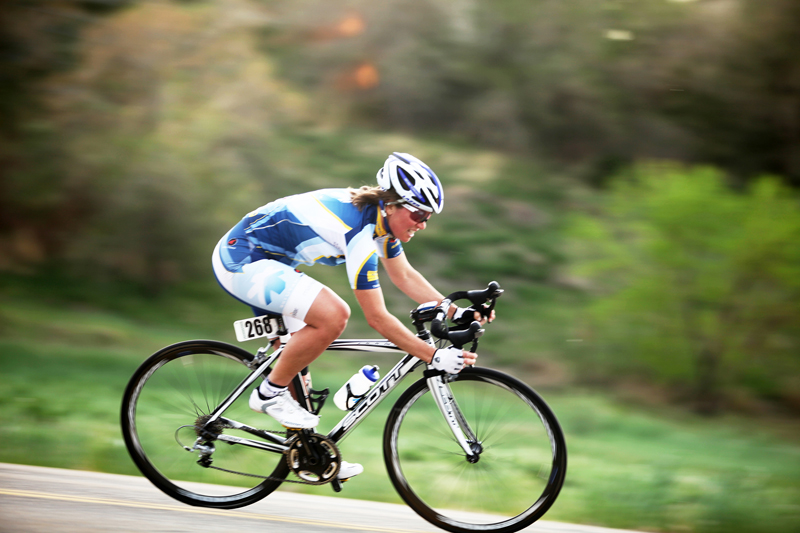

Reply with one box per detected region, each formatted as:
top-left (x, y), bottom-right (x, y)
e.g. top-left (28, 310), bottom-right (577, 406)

top-left (0, 463), bottom-right (641, 533)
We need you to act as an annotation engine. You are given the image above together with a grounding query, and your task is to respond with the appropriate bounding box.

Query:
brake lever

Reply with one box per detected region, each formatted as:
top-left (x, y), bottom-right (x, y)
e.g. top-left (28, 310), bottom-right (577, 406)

top-left (448, 321), bottom-right (483, 350)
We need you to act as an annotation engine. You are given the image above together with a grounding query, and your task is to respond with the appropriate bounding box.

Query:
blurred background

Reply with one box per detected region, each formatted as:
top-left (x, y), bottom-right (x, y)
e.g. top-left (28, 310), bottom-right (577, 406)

top-left (1, 0), bottom-right (798, 531)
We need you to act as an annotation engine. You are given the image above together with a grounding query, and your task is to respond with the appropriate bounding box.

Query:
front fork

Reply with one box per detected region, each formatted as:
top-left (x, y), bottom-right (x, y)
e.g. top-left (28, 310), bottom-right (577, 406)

top-left (426, 370), bottom-right (482, 462)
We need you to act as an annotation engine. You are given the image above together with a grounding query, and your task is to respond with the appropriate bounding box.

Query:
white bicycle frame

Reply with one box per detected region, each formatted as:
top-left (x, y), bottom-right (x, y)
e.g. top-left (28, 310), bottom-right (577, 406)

top-left (194, 338), bottom-right (479, 459)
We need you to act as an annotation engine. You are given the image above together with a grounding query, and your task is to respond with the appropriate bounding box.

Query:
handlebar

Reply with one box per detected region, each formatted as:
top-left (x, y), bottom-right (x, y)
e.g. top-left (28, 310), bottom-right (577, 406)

top-left (418, 281), bottom-right (503, 350)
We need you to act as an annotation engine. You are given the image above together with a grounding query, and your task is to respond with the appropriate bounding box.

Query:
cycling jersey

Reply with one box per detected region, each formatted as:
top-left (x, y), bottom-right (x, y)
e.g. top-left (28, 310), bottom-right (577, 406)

top-left (217, 189), bottom-right (403, 290)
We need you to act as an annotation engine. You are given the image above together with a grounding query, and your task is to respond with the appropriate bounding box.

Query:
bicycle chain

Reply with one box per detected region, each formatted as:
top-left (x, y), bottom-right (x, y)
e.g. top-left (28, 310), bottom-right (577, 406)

top-left (205, 463), bottom-right (311, 485)
top-left (200, 430), bottom-right (337, 486)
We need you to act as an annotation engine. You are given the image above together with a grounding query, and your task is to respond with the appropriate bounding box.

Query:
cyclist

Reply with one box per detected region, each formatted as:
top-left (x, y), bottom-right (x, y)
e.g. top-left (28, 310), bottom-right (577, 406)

top-left (212, 152), bottom-right (489, 480)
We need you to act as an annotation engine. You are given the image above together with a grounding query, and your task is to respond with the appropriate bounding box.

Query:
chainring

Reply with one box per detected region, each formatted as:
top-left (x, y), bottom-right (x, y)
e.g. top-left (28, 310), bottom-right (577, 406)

top-left (285, 432), bottom-right (341, 485)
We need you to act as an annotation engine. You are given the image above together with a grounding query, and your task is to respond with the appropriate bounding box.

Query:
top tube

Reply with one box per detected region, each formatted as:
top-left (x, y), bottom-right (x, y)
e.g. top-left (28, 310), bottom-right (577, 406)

top-left (326, 339), bottom-right (406, 353)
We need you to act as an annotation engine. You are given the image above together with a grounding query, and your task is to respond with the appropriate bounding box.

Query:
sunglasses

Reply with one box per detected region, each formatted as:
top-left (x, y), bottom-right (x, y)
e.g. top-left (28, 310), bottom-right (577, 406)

top-left (402, 203), bottom-right (432, 224)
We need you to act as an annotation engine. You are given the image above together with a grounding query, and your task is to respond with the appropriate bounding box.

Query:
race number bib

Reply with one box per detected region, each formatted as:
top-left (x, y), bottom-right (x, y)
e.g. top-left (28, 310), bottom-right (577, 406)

top-left (233, 316), bottom-right (276, 342)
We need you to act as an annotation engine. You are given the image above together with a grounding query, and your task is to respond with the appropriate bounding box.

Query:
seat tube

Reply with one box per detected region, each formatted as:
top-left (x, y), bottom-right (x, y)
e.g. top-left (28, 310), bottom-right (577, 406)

top-left (204, 349), bottom-right (280, 426)
top-left (426, 374), bottom-right (476, 457)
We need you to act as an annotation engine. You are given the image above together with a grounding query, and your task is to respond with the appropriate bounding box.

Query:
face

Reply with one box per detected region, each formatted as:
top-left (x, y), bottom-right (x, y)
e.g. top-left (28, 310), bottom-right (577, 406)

top-left (386, 204), bottom-right (430, 243)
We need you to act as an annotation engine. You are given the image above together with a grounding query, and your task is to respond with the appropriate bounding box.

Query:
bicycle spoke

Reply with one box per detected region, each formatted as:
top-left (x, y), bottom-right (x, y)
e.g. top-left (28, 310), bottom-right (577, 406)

top-left (385, 367), bottom-right (566, 533)
top-left (121, 341), bottom-right (288, 508)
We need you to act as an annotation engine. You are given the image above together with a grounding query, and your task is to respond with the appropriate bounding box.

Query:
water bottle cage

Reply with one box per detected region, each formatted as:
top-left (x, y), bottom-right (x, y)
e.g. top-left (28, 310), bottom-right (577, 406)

top-left (307, 387), bottom-right (330, 415)
top-left (342, 382), bottom-right (369, 411)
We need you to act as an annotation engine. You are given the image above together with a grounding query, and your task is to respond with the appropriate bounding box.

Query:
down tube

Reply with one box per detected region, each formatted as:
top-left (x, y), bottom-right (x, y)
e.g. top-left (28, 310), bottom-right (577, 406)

top-left (327, 354), bottom-right (422, 443)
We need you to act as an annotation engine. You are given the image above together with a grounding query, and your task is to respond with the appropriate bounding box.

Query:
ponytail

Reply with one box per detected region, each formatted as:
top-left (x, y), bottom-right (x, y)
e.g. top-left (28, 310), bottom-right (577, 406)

top-left (349, 186), bottom-right (401, 211)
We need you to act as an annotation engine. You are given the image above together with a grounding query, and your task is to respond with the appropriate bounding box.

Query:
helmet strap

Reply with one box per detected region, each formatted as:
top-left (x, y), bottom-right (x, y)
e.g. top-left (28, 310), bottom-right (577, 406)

top-left (378, 200), bottom-right (395, 238)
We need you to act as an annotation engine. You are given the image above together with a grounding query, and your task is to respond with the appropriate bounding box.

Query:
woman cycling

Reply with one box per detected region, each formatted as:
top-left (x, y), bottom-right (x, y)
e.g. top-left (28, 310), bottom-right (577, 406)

top-left (212, 152), bottom-right (486, 480)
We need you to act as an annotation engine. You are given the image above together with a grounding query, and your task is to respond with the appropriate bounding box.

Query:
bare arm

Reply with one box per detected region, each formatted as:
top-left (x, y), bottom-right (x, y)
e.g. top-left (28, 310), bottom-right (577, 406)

top-left (354, 288), bottom-right (478, 367)
top-left (381, 251), bottom-right (494, 324)
top-left (354, 287), bottom-right (438, 363)
top-left (381, 252), bottom-right (448, 308)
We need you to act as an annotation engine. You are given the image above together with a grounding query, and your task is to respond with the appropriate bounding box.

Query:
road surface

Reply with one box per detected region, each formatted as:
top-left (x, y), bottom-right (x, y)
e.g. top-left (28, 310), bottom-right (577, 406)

top-left (0, 463), bottom-right (643, 533)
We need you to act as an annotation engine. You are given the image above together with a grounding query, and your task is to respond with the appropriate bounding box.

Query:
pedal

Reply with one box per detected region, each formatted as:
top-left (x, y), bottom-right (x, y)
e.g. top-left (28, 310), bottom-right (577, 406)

top-left (331, 479), bottom-right (343, 493)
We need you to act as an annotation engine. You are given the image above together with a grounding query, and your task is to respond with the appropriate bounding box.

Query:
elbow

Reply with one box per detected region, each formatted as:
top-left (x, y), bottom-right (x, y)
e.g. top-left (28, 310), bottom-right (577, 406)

top-left (365, 314), bottom-right (384, 331)
top-left (365, 311), bottom-right (392, 333)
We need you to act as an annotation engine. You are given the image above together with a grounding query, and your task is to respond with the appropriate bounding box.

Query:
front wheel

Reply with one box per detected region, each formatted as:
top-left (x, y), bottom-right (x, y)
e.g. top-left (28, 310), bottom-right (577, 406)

top-left (384, 367), bottom-right (567, 533)
top-left (120, 340), bottom-right (288, 509)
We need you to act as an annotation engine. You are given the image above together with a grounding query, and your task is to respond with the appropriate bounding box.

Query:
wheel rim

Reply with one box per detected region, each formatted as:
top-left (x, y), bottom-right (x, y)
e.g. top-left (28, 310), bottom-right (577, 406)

top-left (124, 348), bottom-right (284, 502)
top-left (388, 372), bottom-right (565, 530)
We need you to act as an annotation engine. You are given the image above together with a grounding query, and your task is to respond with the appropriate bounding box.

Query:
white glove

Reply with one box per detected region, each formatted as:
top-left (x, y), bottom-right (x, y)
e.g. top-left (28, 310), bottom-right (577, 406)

top-left (431, 346), bottom-right (465, 374)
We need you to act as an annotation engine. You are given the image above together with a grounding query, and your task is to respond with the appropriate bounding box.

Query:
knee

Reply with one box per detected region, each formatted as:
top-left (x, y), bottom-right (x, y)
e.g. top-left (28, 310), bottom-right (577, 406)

top-left (330, 299), bottom-right (350, 336)
top-left (310, 289), bottom-right (349, 337)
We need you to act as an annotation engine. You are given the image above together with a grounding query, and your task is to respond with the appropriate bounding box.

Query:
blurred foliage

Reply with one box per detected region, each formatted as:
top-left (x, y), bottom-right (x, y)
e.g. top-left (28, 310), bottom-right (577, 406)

top-left (1, 0), bottom-right (308, 290)
top-left (565, 164), bottom-right (800, 414)
top-left (259, 0), bottom-right (800, 186)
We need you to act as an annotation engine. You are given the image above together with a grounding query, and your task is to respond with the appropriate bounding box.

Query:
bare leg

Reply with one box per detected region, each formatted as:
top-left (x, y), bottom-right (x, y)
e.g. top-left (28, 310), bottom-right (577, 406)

top-left (268, 287), bottom-right (350, 386)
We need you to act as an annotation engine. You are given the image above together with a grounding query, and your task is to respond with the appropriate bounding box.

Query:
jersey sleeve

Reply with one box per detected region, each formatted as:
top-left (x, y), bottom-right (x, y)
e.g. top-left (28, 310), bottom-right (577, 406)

top-left (352, 252), bottom-right (381, 290)
top-left (346, 226), bottom-right (382, 290)
top-left (375, 234), bottom-right (403, 259)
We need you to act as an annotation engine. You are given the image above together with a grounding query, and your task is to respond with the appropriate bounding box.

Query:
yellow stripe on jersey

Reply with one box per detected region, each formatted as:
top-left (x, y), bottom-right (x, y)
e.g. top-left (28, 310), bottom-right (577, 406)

top-left (355, 250), bottom-right (377, 287)
top-left (375, 209), bottom-right (389, 238)
top-left (313, 196), bottom-right (352, 232)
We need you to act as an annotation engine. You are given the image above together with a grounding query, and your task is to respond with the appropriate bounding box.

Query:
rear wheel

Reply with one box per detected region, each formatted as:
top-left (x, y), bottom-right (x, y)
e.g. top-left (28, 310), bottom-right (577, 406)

top-left (384, 367), bottom-right (567, 533)
top-left (121, 340), bottom-right (288, 508)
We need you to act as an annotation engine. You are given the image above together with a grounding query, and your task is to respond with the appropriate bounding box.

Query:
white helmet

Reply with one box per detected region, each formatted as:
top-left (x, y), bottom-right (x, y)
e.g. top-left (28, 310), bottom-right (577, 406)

top-left (376, 152), bottom-right (444, 213)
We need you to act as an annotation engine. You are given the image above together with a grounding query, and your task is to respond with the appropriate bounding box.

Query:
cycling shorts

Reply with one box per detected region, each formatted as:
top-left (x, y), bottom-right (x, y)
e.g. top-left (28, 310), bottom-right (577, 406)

top-left (212, 236), bottom-right (324, 331)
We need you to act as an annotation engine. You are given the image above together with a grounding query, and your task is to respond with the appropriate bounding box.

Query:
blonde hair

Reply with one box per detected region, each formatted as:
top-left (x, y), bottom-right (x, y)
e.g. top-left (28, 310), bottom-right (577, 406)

top-left (349, 186), bottom-right (402, 211)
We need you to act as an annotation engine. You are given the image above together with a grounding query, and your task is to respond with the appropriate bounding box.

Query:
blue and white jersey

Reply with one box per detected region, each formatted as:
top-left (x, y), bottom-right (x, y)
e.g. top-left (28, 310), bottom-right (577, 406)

top-left (218, 189), bottom-right (403, 290)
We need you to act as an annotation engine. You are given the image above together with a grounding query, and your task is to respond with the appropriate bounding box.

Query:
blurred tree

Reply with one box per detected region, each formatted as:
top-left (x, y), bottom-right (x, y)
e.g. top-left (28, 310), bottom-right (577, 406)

top-left (0, 0), bottom-right (306, 291)
top-left (259, 0), bottom-right (800, 186)
top-left (566, 164), bottom-right (800, 414)
top-left (0, 0), bottom-right (132, 271)
top-left (657, 0), bottom-right (800, 186)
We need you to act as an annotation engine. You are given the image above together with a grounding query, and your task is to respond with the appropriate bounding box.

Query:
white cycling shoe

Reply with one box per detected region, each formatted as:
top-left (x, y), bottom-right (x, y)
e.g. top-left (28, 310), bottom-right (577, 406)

top-left (249, 388), bottom-right (320, 429)
top-left (338, 461), bottom-right (364, 480)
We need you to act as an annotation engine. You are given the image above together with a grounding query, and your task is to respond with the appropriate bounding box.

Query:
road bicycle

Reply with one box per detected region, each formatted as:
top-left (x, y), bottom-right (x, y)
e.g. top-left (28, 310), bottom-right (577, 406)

top-left (121, 282), bottom-right (567, 533)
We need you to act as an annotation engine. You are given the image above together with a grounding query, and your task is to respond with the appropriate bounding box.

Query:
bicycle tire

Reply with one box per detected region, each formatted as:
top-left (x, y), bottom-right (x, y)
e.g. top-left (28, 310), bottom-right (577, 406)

top-left (383, 367), bottom-right (567, 533)
top-left (120, 339), bottom-right (289, 509)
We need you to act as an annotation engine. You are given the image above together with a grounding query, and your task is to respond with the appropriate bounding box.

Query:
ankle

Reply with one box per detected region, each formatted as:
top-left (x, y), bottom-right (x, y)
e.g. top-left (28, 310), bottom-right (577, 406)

top-left (258, 379), bottom-right (287, 399)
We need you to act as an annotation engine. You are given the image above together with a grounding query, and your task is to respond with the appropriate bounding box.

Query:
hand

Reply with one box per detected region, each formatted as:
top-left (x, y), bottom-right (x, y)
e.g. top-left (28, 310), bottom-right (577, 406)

top-left (431, 346), bottom-right (477, 373)
top-left (452, 305), bottom-right (496, 326)
top-left (477, 308), bottom-right (496, 325)
top-left (462, 349), bottom-right (478, 366)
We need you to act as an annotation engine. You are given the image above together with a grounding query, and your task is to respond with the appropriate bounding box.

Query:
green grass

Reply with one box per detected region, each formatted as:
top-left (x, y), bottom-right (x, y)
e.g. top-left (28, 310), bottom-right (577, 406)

top-left (0, 292), bottom-right (798, 533)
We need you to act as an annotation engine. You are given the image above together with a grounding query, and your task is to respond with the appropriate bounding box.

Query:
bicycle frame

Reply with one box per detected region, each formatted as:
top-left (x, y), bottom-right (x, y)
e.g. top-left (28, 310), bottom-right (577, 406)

top-left (193, 337), bottom-right (479, 459)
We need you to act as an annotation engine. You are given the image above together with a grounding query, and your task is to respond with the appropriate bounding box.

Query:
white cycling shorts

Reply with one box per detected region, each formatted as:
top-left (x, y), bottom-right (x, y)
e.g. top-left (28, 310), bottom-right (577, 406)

top-left (212, 237), bottom-right (324, 333)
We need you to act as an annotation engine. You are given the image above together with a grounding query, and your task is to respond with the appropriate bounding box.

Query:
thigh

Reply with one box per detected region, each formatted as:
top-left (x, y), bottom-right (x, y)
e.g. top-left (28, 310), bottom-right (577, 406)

top-left (215, 254), bottom-right (324, 323)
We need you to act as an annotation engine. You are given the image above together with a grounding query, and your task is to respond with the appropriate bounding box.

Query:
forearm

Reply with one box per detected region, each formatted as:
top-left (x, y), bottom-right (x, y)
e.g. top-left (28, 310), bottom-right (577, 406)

top-left (389, 266), bottom-right (442, 304)
top-left (355, 287), bottom-right (437, 362)
top-left (394, 268), bottom-right (460, 318)
top-left (367, 311), bottom-right (437, 363)
top-left (354, 287), bottom-right (478, 371)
